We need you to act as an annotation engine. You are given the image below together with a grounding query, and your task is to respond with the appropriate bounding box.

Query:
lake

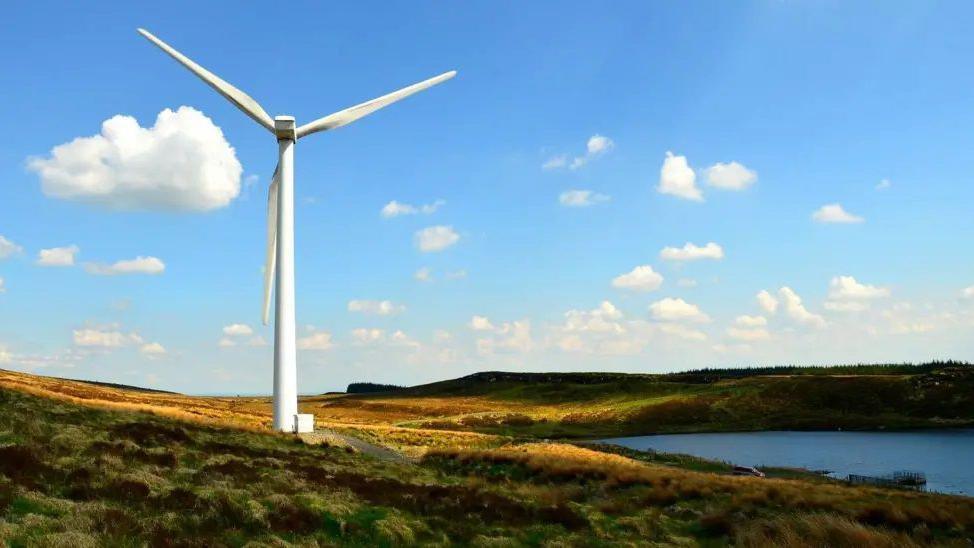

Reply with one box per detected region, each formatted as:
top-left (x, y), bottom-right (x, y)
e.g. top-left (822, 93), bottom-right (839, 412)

top-left (601, 429), bottom-right (974, 496)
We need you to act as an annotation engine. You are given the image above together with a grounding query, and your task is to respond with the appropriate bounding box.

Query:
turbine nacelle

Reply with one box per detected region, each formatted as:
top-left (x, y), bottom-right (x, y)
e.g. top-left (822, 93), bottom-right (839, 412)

top-left (274, 116), bottom-right (297, 141)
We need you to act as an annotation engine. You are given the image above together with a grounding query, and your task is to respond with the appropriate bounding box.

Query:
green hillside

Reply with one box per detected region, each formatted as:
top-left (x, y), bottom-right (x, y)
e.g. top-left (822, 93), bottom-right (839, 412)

top-left (397, 363), bottom-right (974, 438)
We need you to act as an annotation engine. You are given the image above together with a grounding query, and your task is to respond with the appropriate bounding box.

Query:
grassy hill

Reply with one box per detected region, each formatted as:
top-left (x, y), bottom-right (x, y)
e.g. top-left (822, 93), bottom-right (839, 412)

top-left (328, 362), bottom-right (974, 438)
top-left (3, 386), bottom-right (974, 546)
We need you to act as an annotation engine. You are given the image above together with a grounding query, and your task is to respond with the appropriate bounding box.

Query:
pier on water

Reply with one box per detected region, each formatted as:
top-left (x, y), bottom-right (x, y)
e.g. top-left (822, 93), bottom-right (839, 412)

top-left (848, 470), bottom-right (927, 490)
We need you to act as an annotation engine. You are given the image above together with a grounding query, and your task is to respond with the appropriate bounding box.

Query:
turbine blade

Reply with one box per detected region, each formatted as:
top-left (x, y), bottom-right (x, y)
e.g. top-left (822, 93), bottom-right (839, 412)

top-left (262, 166), bottom-right (280, 325)
top-left (295, 70), bottom-right (456, 139)
top-left (137, 28), bottom-right (275, 133)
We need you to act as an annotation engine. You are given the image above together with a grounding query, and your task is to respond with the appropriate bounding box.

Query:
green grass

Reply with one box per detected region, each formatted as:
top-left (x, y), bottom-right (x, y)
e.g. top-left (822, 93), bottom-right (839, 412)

top-left (398, 364), bottom-right (974, 438)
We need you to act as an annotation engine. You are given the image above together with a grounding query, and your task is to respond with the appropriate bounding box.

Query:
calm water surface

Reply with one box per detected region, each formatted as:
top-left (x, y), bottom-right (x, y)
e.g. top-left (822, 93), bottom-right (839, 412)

top-left (601, 430), bottom-right (974, 496)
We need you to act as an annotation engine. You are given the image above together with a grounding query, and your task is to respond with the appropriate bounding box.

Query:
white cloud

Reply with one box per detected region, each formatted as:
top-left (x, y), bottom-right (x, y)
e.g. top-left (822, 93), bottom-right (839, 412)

top-left (558, 189), bottom-right (610, 207)
top-left (657, 151), bottom-right (702, 201)
top-left (469, 315), bottom-right (495, 331)
top-left (812, 203), bottom-right (864, 224)
top-left (347, 300), bottom-right (405, 316)
top-left (0, 277), bottom-right (4, 293)
top-left (84, 256), bottom-right (165, 276)
top-left (0, 236), bottom-right (22, 259)
top-left (660, 242), bottom-right (724, 262)
top-left (477, 320), bottom-right (533, 355)
top-left (650, 298), bottom-right (710, 323)
top-left (414, 267), bottom-right (432, 282)
top-left (876, 179), bottom-right (892, 191)
top-left (612, 265), bottom-right (664, 292)
top-left (678, 278), bottom-right (698, 288)
top-left (140, 342), bottom-right (167, 359)
top-left (562, 301), bottom-right (625, 334)
top-left (734, 315), bottom-right (767, 328)
top-left (542, 154), bottom-right (568, 170)
top-left (73, 328), bottom-right (142, 348)
top-left (570, 134), bottom-right (615, 169)
top-left (705, 161), bottom-right (757, 190)
top-left (381, 199), bottom-right (445, 218)
top-left (963, 286), bottom-right (974, 299)
top-left (726, 327), bottom-right (770, 341)
top-left (217, 338), bottom-right (236, 348)
top-left (351, 328), bottom-right (386, 345)
top-left (828, 276), bottom-right (890, 300)
top-left (298, 328), bottom-right (334, 350)
top-left (37, 245), bottom-right (79, 267)
top-left (415, 225), bottom-right (460, 252)
top-left (222, 324), bottom-right (254, 336)
top-left (544, 134), bottom-right (614, 171)
top-left (28, 107), bottom-right (242, 212)
top-left (778, 287), bottom-right (826, 328)
top-left (756, 290), bottom-right (779, 314)
top-left (246, 336), bottom-right (268, 347)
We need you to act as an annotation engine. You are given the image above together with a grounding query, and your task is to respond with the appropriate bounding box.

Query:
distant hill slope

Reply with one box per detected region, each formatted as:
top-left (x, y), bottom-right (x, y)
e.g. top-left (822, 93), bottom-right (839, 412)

top-left (329, 363), bottom-right (974, 438)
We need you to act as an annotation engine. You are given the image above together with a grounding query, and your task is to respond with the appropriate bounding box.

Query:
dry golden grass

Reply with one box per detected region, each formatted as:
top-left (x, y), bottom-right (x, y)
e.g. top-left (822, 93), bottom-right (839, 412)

top-left (0, 369), bottom-right (504, 453)
top-left (427, 442), bottom-right (974, 532)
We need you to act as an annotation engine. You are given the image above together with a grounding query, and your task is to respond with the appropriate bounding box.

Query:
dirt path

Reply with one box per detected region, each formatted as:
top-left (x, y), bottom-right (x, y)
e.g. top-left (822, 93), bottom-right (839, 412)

top-left (300, 428), bottom-right (410, 463)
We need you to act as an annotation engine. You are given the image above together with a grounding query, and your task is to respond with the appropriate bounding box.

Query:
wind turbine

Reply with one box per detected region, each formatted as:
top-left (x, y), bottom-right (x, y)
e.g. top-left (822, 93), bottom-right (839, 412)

top-left (137, 28), bottom-right (456, 432)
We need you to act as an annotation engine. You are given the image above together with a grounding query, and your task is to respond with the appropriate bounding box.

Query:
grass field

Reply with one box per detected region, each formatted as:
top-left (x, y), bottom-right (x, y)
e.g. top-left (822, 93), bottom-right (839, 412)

top-left (3, 385), bottom-right (974, 546)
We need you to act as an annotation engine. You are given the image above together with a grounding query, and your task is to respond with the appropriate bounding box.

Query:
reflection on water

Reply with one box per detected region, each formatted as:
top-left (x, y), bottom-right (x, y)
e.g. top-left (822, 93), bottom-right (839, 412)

top-left (601, 429), bottom-right (974, 496)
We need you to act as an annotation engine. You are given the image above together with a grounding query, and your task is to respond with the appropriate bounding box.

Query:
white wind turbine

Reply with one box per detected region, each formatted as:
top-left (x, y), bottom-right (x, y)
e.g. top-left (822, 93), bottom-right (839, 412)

top-left (138, 28), bottom-right (455, 432)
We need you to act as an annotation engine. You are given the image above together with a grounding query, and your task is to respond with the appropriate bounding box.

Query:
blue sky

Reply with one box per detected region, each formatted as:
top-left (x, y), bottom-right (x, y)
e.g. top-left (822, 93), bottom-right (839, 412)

top-left (1, 1), bottom-right (972, 394)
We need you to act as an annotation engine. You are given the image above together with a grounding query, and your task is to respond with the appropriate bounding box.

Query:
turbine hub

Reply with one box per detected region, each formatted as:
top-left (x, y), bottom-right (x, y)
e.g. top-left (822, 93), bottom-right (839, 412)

top-left (274, 116), bottom-right (296, 141)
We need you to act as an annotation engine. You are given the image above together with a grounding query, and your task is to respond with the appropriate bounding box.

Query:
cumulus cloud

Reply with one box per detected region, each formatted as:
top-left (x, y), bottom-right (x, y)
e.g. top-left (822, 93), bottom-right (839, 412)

top-left (28, 107), bottom-right (242, 211)
top-left (84, 256), bottom-right (165, 276)
top-left (660, 242), bottom-right (724, 262)
top-left (381, 199), bottom-right (445, 218)
top-left (705, 161), bottom-right (757, 190)
top-left (657, 152), bottom-right (702, 201)
top-left (0, 235), bottom-right (22, 260)
top-left (37, 245), bottom-right (79, 267)
top-left (812, 203), bottom-right (864, 224)
top-left (735, 315), bottom-right (767, 328)
top-left (678, 278), bottom-right (698, 288)
top-left (963, 286), bottom-right (974, 299)
top-left (727, 314), bottom-right (769, 341)
top-left (222, 324), bottom-right (253, 336)
top-left (558, 189), bottom-right (610, 207)
top-left (469, 316), bottom-right (496, 331)
top-left (561, 301), bottom-right (625, 334)
top-left (543, 134), bottom-right (614, 170)
top-left (415, 225), bottom-right (460, 252)
top-left (477, 320), bottom-right (533, 355)
top-left (828, 276), bottom-right (890, 300)
top-left (778, 287), bottom-right (826, 328)
top-left (73, 328), bottom-right (143, 348)
top-left (347, 300), bottom-right (405, 316)
top-left (298, 328), bottom-right (334, 350)
top-left (650, 298), bottom-right (710, 323)
top-left (756, 290), bottom-right (779, 314)
top-left (612, 265), bottom-right (664, 292)
top-left (140, 342), bottom-right (167, 359)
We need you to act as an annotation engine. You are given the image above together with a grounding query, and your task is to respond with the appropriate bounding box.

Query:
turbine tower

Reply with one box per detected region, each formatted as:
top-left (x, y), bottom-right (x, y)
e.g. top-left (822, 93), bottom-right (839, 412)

top-left (137, 29), bottom-right (455, 432)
